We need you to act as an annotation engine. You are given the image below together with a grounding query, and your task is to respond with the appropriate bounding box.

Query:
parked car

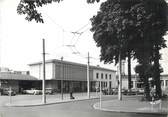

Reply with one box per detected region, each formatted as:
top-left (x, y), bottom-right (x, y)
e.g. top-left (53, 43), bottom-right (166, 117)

top-left (101, 88), bottom-right (107, 95)
top-left (110, 88), bottom-right (118, 95)
top-left (126, 89), bottom-right (139, 95)
top-left (1, 88), bottom-right (16, 96)
top-left (162, 87), bottom-right (168, 96)
top-left (122, 89), bottom-right (128, 95)
top-left (24, 89), bottom-right (42, 95)
top-left (45, 88), bottom-right (55, 94)
top-left (137, 88), bottom-right (144, 95)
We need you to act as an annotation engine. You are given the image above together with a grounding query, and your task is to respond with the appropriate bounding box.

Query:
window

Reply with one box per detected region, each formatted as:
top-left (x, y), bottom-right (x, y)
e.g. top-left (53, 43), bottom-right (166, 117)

top-left (96, 73), bottom-right (99, 79)
top-left (109, 74), bottom-right (111, 80)
top-left (105, 74), bottom-right (108, 79)
top-left (109, 81), bottom-right (112, 88)
top-left (161, 80), bottom-right (164, 86)
top-left (101, 73), bottom-right (103, 79)
top-left (166, 80), bottom-right (168, 86)
top-left (106, 82), bottom-right (107, 87)
top-left (131, 81), bottom-right (133, 88)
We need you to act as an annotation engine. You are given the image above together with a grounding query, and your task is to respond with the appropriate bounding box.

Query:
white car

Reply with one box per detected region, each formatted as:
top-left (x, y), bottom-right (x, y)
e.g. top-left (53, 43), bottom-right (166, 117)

top-left (24, 89), bottom-right (42, 95)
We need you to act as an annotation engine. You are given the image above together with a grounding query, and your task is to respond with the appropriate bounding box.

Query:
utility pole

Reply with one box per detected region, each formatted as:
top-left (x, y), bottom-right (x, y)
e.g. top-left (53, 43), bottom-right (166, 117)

top-left (118, 52), bottom-right (122, 101)
top-left (99, 80), bottom-right (102, 108)
top-left (42, 39), bottom-right (46, 104)
top-left (87, 52), bottom-right (90, 99)
top-left (61, 56), bottom-right (64, 100)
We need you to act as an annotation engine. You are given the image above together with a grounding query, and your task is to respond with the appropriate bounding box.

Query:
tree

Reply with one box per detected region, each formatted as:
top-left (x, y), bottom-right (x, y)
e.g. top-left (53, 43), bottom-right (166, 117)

top-left (90, 0), bottom-right (143, 94)
top-left (90, 0), bottom-right (167, 100)
top-left (131, 0), bottom-right (167, 99)
top-left (135, 63), bottom-right (154, 100)
top-left (17, 0), bottom-right (100, 23)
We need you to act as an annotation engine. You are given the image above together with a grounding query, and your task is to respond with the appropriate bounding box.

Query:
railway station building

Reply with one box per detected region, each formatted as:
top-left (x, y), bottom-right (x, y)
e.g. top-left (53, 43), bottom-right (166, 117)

top-left (29, 59), bottom-right (117, 92)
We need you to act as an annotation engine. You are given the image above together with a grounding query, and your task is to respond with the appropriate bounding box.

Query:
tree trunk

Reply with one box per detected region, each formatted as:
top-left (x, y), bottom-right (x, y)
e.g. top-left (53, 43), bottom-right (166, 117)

top-left (128, 51), bottom-right (132, 90)
top-left (142, 57), bottom-right (151, 101)
top-left (143, 76), bottom-right (151, 101)
top-left (153, 45), bottom-right (162, 99)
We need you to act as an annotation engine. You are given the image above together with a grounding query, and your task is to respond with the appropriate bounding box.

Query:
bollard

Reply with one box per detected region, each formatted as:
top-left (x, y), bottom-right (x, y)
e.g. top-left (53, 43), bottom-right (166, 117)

top-left (9, 87), bottom-right (12, 104)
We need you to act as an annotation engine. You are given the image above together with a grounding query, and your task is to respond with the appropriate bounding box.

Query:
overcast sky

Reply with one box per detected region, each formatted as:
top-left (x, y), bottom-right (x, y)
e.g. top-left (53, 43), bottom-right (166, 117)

top-left (0, 0), bottom-right (168, 74)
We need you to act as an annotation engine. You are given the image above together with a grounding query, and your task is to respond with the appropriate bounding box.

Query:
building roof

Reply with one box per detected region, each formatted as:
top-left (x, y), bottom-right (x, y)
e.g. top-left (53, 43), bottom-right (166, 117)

top-left (0, 73), bottom-right (38, 81)
top-left (29, 59), bottom-right (116, 72)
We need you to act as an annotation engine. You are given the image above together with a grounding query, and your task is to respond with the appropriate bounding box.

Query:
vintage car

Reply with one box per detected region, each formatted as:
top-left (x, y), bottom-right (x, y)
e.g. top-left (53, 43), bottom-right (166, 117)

top-left (24, 89), bottom-right (42, 95)
top-left (0, 88), bottom-right (16, 96)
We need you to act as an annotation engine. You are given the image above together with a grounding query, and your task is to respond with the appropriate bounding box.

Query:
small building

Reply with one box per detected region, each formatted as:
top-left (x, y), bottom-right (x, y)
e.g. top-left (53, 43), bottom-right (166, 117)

top-left (117, 74), bottom-right (140, 89)
top-left (0, 72), bottom-right (39, 93)
top-left (118, 74), bottom-right (168, 91)
top-left (29, 59), bottom-right (116, 92)
top-left (161, 74), bottom-right (168, 91)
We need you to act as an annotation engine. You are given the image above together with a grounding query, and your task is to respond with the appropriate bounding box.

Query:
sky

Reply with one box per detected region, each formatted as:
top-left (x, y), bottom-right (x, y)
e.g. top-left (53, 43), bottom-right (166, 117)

top-left (0, 0), bottom-right (168, 75)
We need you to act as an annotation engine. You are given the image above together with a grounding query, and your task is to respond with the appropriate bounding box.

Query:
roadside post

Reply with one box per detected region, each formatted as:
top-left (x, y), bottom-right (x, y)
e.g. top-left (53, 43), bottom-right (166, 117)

top-left (61, 56), bottom-right (64, 100)
top-left (99, 80), bottom-right (102, 109)
top-left (9, 87), bottom-right (12, 104)
top-left (42, 39), bottom-right (46, 104)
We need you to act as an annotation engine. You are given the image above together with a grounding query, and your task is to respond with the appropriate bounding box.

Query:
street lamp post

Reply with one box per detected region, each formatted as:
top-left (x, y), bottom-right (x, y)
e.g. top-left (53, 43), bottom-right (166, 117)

top-left (99, 80), bottom-right (102, 108)
top-left (61, 57), bottom-right (64, 100)
top-left (42, 39), bottom-right (46, 104)
top-left (118, 52), bottom-right (122, 101)
top-left (87, 52), bottom-right (90, 99)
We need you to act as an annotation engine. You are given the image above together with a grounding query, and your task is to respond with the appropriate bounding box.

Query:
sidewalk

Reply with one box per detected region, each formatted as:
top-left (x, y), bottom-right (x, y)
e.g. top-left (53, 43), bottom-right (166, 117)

top-left (5, 92), bottom-right (99, 107)
top-left (5, 93), bottom-right (168, 115)
top-left (93, 96), bottom-right (168, 115)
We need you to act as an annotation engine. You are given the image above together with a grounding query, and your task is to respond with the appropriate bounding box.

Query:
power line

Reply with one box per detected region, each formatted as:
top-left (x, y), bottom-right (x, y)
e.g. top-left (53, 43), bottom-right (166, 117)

top-left (42, 12), bottom-right (98, 61)
top-left (75, 22), bottom-right (90, 32)
top-left (70, 24), bottom-right (90, 45)
top-left (43, 12), bottom-right (67, 32)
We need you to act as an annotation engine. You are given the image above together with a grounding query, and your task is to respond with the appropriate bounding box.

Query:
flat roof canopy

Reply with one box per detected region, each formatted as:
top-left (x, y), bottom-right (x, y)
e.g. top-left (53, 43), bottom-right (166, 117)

top-left (0, 73), bottom-right (38, 81)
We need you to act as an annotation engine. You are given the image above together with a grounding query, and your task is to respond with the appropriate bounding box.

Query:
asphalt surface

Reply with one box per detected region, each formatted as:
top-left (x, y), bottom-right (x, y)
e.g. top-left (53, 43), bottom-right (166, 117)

top-left (0, 95), bottom-right (167, 117)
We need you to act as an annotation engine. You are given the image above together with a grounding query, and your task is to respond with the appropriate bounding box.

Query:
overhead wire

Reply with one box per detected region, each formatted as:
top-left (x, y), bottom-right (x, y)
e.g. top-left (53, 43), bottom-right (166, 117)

top-left (41, 12), bottom-right (101, 63)
top-left (75, 21), bottom-right (90, 32)
top-left (43, 11), bottom-right (67, 32)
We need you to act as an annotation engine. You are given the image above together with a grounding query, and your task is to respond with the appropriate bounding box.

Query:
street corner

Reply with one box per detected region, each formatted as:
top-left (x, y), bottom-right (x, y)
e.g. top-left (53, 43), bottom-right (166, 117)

top-left (92, 99), bottom-right (168, 115)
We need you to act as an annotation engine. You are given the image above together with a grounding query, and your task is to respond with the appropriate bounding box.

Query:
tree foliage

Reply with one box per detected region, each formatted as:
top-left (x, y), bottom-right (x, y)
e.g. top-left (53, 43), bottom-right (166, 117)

top-left (17, 0), bottom-right (63, 23)
top-left (132, 0), bottom-right (167, 99)
top-left (90, 0), bottom-right (138, 65)
top-left (17, 0), bottom-right (100, 23)
top-left (130, 0), bottom-right (167, 61)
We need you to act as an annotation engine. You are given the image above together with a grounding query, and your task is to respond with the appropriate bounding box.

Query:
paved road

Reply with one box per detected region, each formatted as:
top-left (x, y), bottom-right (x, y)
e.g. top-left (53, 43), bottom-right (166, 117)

top-left (0, 95), bottom-right (167, 117)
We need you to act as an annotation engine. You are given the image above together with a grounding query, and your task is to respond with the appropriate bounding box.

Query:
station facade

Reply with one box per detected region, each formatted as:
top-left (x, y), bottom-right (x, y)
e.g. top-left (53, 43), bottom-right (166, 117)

top-left (29, 59), bottom-right (117, 92)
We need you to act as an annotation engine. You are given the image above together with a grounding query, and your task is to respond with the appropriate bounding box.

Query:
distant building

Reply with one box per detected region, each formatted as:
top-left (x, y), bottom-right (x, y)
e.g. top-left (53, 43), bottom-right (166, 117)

top-left (161, 74), bottom-right (168, 91)
top-left (29, 59), bottom-right (116, 92)
top-left (117, 74), bottom-right (168, 91)
top-left (116, 74), bottom-right (140, 89)
top-left (0, 67), bottom-right (10, 72)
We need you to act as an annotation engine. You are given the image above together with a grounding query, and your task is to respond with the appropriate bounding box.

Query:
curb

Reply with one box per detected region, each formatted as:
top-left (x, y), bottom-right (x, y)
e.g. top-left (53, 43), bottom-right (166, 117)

top-left (93, 102), bottom-right (168, 115)
top-left (5, 97), bottom-right (99, 107)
